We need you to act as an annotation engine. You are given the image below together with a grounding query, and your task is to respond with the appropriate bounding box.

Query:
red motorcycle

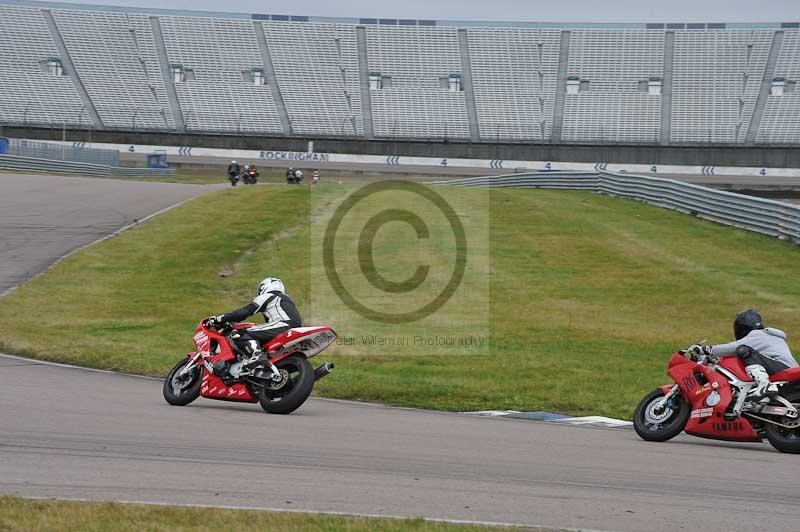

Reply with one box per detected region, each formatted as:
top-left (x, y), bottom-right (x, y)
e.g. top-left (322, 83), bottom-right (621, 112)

top-left (242, 168), bottom-right (259, 185)
top-left (163, 320), bottom-right (336, 414)
top-left (634, 347), bottom-right (800, 453)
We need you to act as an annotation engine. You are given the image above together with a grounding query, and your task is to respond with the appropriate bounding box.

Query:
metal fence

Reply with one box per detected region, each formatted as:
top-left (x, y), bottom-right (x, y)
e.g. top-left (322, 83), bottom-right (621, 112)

top-left (428, 171), bottom-right (800, 245)
top-left (428, 171), bottom-right (599, 190)
top-left (0, 154), bottom-right (175, 178)
top-left (7, 138), bottom-right (120, 166)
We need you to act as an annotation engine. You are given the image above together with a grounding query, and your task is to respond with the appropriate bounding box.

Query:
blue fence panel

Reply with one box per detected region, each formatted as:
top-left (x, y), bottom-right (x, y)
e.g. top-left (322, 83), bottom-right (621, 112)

top-left (0, 137), bottom-right (8, 155)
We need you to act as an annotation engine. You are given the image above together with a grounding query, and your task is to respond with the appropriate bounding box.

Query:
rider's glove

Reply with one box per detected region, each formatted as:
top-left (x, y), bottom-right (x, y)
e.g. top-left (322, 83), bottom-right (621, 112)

top-left (687, 344), bottom-right (712, 361)
top-left (205, 315), bottom-right (227, 329)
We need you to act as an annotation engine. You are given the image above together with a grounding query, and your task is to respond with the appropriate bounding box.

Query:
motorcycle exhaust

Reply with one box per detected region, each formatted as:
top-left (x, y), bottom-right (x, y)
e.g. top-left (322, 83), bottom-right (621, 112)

top-left (314, 362), bottom-right (335, 382)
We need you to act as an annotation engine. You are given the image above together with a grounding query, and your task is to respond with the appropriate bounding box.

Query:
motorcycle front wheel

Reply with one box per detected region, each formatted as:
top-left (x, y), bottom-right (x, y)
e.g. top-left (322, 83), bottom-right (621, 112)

top-left (258, 354), bottom-right (314, 415)
top-left (633, 388), bottom-right (690, 442)
top-left (163, 358), bottom-right (202, 406)
top-left (764, 389), bottom-right (800, 454)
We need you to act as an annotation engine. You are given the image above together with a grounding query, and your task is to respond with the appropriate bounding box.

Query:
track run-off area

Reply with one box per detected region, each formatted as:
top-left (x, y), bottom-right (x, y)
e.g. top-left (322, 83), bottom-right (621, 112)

top-left (1, 173), bottom-right (799, 532)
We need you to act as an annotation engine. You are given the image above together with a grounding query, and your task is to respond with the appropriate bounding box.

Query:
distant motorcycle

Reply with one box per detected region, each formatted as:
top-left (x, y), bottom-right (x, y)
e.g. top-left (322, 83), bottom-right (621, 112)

top-left (228, 171), bottom-right (240, 187)
top-left (242, 168), bottom-right (259, 185)
top-left (287, 169), bottom-right (303, 185)
top-left (163, 319), bottom-right (336, 414)
top-left (634, 345), bottom-right (800, 453)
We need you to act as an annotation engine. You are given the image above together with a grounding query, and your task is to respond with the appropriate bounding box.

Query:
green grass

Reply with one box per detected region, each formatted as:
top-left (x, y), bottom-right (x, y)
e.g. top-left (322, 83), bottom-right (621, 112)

top-left (0, 183), bottom-right (798, 419)
top-left (0, 497), bottom-right (541, 532)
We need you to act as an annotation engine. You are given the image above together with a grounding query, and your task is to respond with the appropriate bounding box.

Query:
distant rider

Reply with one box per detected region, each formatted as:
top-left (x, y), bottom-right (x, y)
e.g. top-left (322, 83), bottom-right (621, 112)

top-left (227, 160), bottom-right (240, 178)
top-left (690, 309), bottom-right (797, 400)
top-left (206, 277), bottom-right (302, 377)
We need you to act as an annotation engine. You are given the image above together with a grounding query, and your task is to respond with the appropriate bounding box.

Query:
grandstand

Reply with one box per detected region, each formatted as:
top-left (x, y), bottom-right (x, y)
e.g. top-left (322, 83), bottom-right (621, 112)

top-left (1, 0), bottom-right (800, 145)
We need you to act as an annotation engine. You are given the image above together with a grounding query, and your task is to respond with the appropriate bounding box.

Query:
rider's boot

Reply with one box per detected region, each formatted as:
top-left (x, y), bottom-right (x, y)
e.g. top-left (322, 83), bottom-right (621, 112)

top-left (238, 339), bottom-right (269, 371)
top-left (242, 350), bottom-right (270, 371)
top-left (745, 364), bottom-right (780, 401)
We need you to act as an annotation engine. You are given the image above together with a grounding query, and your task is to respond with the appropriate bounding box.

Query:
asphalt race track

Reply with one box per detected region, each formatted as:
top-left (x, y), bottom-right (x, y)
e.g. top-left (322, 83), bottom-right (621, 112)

top-left (0, 173), bottom-right (223, 294)
top-left (3, 356), bottom-right (800, 532)
top-left (2, 173), bottom-right (800, 532)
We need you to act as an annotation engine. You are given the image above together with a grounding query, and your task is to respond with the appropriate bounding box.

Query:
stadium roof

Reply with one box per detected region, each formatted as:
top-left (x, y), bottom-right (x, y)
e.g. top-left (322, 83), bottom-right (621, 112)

top-left (3, 0), bottom-right (798, 29)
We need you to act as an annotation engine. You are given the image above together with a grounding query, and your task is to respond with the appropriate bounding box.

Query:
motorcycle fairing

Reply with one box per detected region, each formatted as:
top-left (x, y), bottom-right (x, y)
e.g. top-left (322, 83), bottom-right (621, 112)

top-left (771, 367), bottom-right (800, 383)
top-left (193, 322), bottom-right (257, 401)
top-left (267, 327), bottom-right (338, 362)
top-left (200, 372), bottom-right (257, 402)
top-left (666, 353), bottom-right (760, 442)
top-left (717, 357), bottom-right (750, 382)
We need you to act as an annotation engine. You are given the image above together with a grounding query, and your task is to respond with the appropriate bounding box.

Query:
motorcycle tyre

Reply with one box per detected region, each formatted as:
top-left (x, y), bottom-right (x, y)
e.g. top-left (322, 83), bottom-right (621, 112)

top-left (633, 388), bottom-right (690, 442)
top-left (764, 388), bottom-right (800, 454)
top-left (163, 358), bottom-right (202, 406)
top-left (258, 355), bottom-right (314, 415)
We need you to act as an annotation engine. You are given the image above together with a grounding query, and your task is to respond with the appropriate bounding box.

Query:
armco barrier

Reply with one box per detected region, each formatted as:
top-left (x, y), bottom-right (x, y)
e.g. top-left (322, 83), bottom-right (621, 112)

top-left (428, 171), bottom-right (800, 245)
top-left (428, 171), bottom-right (599, 190)
top-left (0, 154), bottom-right (175, 178)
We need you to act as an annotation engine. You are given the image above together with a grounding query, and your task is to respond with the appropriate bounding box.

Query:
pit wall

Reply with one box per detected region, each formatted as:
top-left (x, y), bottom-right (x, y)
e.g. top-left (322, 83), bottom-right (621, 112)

top-left (4, 126), bottom-right (800, 168)
top-left (35, 139), bottom-right (800, 179)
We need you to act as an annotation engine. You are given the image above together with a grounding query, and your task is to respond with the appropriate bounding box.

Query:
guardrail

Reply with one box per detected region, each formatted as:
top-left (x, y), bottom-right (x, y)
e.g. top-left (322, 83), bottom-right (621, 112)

top-left (428, 171), bottom-right (599, 190)
top-left (428, 171), bottom-right (800, 245)
top-left (0, 154), bottom-right (175, 178)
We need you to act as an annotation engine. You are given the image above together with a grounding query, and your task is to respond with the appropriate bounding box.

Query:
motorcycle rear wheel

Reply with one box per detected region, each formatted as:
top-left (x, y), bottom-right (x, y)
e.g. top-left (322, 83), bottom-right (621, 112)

top-left (258, 354), bottom-right (314, 415)
top-left (764, 389), bottom-right (800, 454)
top-left (634, 388), bottom-right (690, 442)
top-left (163, 358), bottom-right (202, 406)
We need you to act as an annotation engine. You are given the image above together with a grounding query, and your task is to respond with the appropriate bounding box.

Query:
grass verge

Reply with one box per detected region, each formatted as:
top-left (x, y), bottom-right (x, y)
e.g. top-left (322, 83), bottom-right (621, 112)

top-left (0, 184), bottom-right (798, 418)
top-left (0, 497), bottom-right (540, 532)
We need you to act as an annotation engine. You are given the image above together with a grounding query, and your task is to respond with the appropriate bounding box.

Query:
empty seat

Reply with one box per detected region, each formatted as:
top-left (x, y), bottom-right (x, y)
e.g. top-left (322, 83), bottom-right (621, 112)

top-left (0, 6), bottom-right (85, 126)
top-left (159, 15), bottom-right (282, 133)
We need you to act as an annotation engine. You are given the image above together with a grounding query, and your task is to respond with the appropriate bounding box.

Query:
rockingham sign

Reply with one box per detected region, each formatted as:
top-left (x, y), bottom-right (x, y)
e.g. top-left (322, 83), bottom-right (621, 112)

top-left (258, 150), bottom-right (330, 162)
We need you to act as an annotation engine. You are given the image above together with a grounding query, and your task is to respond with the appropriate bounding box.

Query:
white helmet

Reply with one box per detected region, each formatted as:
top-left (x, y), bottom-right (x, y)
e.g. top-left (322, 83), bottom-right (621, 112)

top-left (232, 160), bottom-right (237, 164)
top-left (257, 277), bottom-right (285, 296)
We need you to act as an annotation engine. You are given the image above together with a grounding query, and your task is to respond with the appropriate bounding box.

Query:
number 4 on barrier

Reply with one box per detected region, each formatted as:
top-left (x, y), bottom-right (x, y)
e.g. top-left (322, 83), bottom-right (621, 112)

top-left (128, 145), bottom-right (135, 153)
top-left (760, 168), bottom-right (767, 176)
top-left (651, 165), bottom-right (657, 173)
top-left (441, 159), bottom-right (448, 166)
